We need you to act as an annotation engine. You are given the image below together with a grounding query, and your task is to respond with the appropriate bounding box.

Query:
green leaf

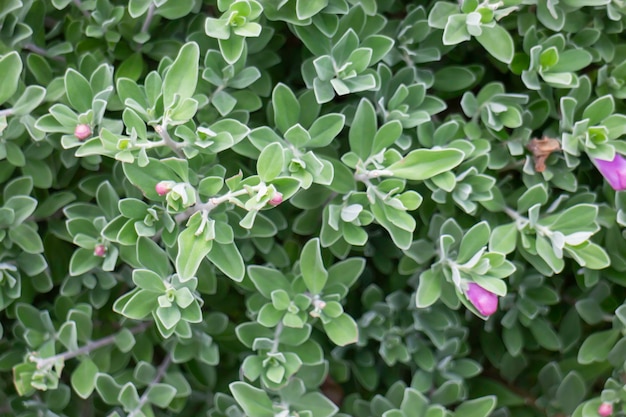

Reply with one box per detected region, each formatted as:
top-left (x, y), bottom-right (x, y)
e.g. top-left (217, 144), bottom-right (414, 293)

top-left (114, 289), bottom-right (156, 320)
top-left (416, 269), bottom-right (442, 308)
top-left (565, 242), bottom-right (610, 270)
top-left (349, 98), bottom-right (377, 159)
top-left (443, 14), bottom-right (470, 45)
top-left (176, 217), bottom-right (213, 281)
top-left (556, 372), bottom-right (586, 415)
top-left (9, 223), bottom-right (44, 254)
top-left (118, 383), bottom-right (140, 410)
top-left (536, 235), bottom-right (565, 273)
top-left (70, 248), bottom-right (102, 276)
top-left (300, 238), bottom-right (328, 294)
top-left (326, 257), bottom-right (365, 295)
top-left (205, 17), bottom-right (230, 39)
top-left (71, 359), bottom-right (98, 399)
top-left (247, 266), bottom-right (291, 298)
top-left (65, 68), bottom-right (93, 113)
top-left (322, 313), bottom-right (358, 346)
top-left (114, 328), bottom-right (136, 353)
top-left (133, 269), bottom-right (166, 293)
top-left (257, 142), bottom-right (285, 182)
top-left (296, 0), bottom-right (328, 19)
top-left (453, 396), bottom-right (497, 417)
top-left (5, 195), bottom-right (37, 225)
top-left (457, 221), bottom-right (490, 264)
top-left (561, 0), bottom-right (610, 7)
top-left (156, 305), bottom-right (181, 329)
top-left (529, 318), bottom-right (561, 350)
top-left (13, 86), bottom-right (46, 116)
top-left (219, 36), bottom-right (246, 65)
top-left (0, 52), bottom-right (22, 105)
top-left (428, 2), bottom-right (458, 28)
top-left (230, 382), bottom-right (275, 417)
top-left (540, 47), bottom-right (559, 68)
top-left (539, 204), bottom-right (597, 233)
top-left (517, 183), bottom-right (548, 213)
top-left (475, 24), bottom-right (514, 64)
top-left (582, 95), bottom-right (614, 125)
top-left (489, 223), bottom-right (517, 255)
top-left (550, 49), bottom-right (592, 73)
top-left (360, 35), bottom-right (394, 65)
top-left (137, 237), bottom-right (170, 277)
top-left (272, 83), bottom-right (300, 134)
top-left (308, 113), bottom-right (346, 148)
top-left (163, 42), bottom-right (199, 109)
top-left (372, 120), bottom-right (403, 155)
top-left (578, 329), bottom-right (620, 364)
top-left (146, 383), bottom-right (177, 408)
top-left (284, 124), bottom-right (310, 148)
top-left (116, 53), bottom-right (145, 81)
top-left (207, 241), bottom-right (245, 282)
top-left (387, 149), bottom-right (465, 180)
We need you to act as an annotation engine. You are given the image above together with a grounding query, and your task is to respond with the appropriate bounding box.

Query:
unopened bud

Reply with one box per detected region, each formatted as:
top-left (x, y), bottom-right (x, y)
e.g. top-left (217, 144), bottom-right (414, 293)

top-left (269, 191), bottom-right (283, 206)
top-left (94, 244), bottom-right (107, 257)
top-left (598, 403), bottom-right (613, 417)
top-left (155, 181), bottom-right (173, 196)
top-left (466, 282), bottom-right (498, 316)
top-left (74, 124), bottom-right (91, 141)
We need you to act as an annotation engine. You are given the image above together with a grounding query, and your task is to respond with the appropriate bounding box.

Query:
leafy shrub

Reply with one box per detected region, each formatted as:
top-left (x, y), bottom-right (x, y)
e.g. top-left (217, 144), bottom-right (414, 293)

top-left (1, 0), bottom-right (626, 416)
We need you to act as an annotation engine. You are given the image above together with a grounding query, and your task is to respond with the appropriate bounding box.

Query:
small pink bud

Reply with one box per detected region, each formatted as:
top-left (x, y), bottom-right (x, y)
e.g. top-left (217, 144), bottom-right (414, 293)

top-left (466, 283), bottom-right (498, 316)
top-left (155, 181), bottom-right (172, 196)
top-left (74, 124), bottom-right (91, 141)
top-left (598, 403), bottom-right (613, 417)
top-left (269, 191), bottom-right (283, 206)
top-left (93, 244), bottom-right (107, 257)
top-left (594, 154), bottom-right (626, 191)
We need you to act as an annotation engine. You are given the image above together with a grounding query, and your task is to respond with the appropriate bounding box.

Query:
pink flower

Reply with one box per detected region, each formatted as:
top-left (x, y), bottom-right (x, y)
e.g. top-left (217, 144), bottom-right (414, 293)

top-left (74, 124), bottom-right (91, 141)
top-left (93, 244), bottom-right (107, 257)
top-left (155, 181), bottom-right (172, 196)
top-left (269, 191), bottom-right (283, 206)
top-left (594, 154), bottom-right (626, 191)
top-left (598, 402), bottom-right (613, 417)
top-left (466, 283), bottom-right (498, 316)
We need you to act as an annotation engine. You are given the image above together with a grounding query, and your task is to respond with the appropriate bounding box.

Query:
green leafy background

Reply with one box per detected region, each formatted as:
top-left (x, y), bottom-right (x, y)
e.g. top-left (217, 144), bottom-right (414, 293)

top-left (0, 1), bottom-right (625, 417)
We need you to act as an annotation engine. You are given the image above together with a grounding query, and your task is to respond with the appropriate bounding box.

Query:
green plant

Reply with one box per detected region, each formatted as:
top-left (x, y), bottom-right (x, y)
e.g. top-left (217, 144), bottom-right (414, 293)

top-left (2, 1), bottom-right (626, 417)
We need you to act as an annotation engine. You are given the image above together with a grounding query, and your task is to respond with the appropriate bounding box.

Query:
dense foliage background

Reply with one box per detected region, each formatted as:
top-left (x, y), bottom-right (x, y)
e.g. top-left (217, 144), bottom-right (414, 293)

top-left (1, 0), bottom-right (626, 416)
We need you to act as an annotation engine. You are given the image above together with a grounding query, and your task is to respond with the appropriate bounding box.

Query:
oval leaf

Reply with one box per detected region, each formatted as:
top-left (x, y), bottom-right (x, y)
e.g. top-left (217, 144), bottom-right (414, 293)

top-left (387, 149), bottom-right (465, 180)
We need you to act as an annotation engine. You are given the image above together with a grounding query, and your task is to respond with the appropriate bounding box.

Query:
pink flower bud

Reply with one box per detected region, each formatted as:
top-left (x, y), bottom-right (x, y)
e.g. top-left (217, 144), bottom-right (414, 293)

top-left (74, 124), bottom-right (91, 141)
top-left (594, 154), bottom-right (626, 191)
top-left (598, 402), bottom-right (613, 417)
top-left (93, 244), bottom-right (107, 257)
top-left (155, 181), bottom-right (172, 196)
top-left (466, 283), bottom-right (498, 316)
top-left (269, 191), bottom-right (283, 206)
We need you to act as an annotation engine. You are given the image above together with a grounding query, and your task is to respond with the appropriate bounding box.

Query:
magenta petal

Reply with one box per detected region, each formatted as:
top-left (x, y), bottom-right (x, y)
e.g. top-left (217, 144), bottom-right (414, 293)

top-left (594, 154), bottom-right (626, 191)
top-left (466, 283), bottom-right (498, 316)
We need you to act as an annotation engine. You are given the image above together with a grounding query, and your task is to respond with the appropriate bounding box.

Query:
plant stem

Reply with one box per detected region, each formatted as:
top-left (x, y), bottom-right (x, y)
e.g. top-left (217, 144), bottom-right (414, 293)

top-left (33, 322), bottom-right (151, 370)
top-left (22, 43), bottom-right (66, 63)
top-left (0, 109), bottom-right (13, 118)
top-left (141, 3), bottom-right (157, 34)
top-left (154, 124), bottom-right (185, 158)
top-left (128, 354), bottom-right (172, 417)
top-left (503, 206), bottom-right (552, 237)
top-left (133, 139), bottom-right (167, 150)
top-left (174, 185), bottom-right (262, 224)
top-left (354, 169), bottom-right (393, 182)
top-left (270, 322), bottom-right (284, 354)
